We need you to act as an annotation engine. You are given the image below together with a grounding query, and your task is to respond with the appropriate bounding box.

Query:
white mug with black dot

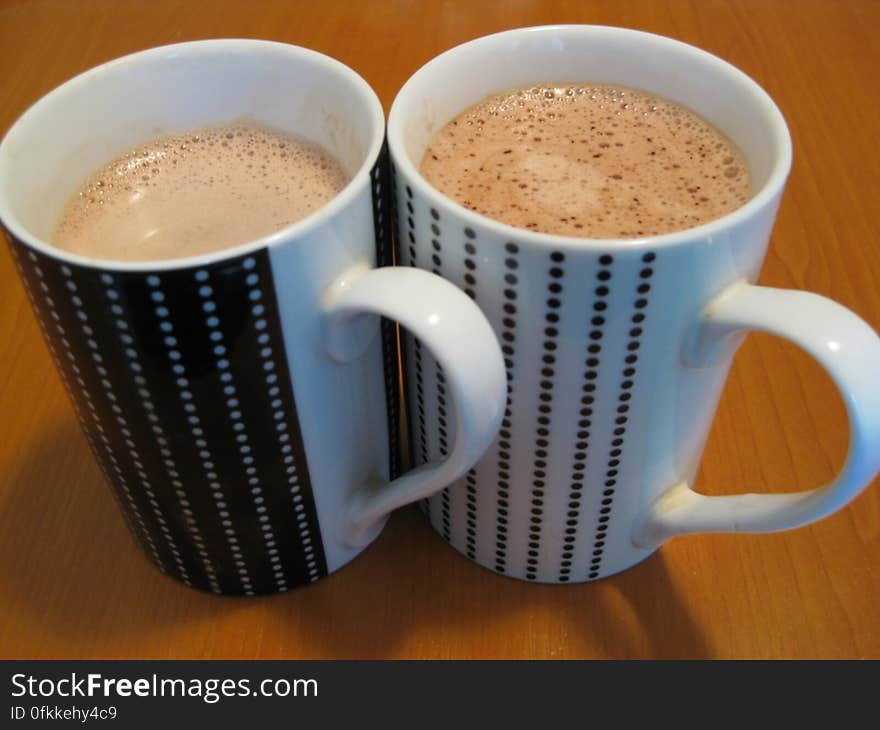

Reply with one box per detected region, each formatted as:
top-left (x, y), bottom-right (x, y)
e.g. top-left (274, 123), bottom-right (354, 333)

top-left (388, 25), bottom-right (880, 582)
top-left (0, 40), bottom-right (506, 595)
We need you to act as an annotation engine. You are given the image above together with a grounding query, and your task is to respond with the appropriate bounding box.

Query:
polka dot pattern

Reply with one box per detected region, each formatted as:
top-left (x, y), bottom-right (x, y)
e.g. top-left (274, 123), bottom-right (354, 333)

top-left (395, 163), bottom-right (661, 582)
top-left (461, 234), bottom-right (479, 562)
top-left (107, 271), bottom-right (218, 592)
top-left (401, 183), bottom-right (431, 523)
top-left (558, 253), bottom-right (612, 582)
top-left (7, 236), bottom-right (328, 595)
top-left (371, 143), bottom-right (403, 483)
top-left (9, 247), bottom-right (163, 574)
top-left (525, 251), bottom-right (565, 581)
top-left (587, 252), bottom-right (655, 580)
top-left (428, 208), bottom-right (453, 543)
top-left (493, 241), bottom-right (520, 575)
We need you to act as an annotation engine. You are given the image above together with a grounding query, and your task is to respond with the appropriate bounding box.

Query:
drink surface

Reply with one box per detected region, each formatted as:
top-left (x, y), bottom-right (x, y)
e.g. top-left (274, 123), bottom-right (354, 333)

top-left (419, 84), bottom-right (751, 238)
top-left (52, 120), bottom-right (349, 261)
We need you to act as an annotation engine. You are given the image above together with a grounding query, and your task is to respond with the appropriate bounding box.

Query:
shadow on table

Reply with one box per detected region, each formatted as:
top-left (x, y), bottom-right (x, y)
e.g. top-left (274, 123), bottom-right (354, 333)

top-left (0, 418), bottom-right (707, 658)
top-left (275, 506), bottom-right (709, 659)
top-left (0, 417), bottom-right (227, 652)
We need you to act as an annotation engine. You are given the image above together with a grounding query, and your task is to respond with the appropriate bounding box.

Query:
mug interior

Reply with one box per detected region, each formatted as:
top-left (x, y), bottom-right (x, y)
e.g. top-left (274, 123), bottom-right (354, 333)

top-left (0, 39), bottom-right (385, 267)
top-left (388, 25), bottom-right (792, 244)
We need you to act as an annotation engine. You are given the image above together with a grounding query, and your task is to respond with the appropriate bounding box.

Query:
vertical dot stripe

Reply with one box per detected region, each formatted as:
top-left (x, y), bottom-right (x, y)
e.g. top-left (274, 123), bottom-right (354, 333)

top-left (239, 256), bottom-right (327, 588)
top-left (525, 251), bottom-right (565, 580)
top-left (462, 232), bottom-right (479, 561)
top-left (152, 278), bottom-right (249, 591)
top-left (404, 188), bottom-right (417, 270)
top-left (243, 261), bottom-right (322, 585)
top-left (86, 434), bottom-right (162, 567)
top-left (7, 235), bottom-right (330, 594)
top-left (103, 272), bottom-right (220, 593)
top-left (437, 365), bottom-right (451, 542)
top-left (524, 251), bottom-right (563, 580)
top-left (380, 317), bottom-right (400, 476)
top-left (51, 252), bottom-right (167, 573)
top-left (405, 185), bottom-right (430, 521)
top-left (371, 148), bottom-right (402, 481)
top-left (587, 252), bottom-right (656, 580)
top-left (413, 343), bottom-right (428, 464)
top-left (76, 266), bottom-right (192, 583)
top-left (414, 337), bottom-right (429, 521)
top-left (428, 208), bottom-right (452, 543)
top-left (8, 247), bottom-right (162, 568)
top-left (464, 471), bottom-right (478, 561)
top-left (371, 158), bottom-right (389, 263)
top-left (388, 161), bottom-right (399, 260)
top-left (193, 267), bottom-right (286, 593)
top-left (393, 172), bottom-right (676, 583)
top-left (495, 240), bottom-right (520, 574)
top-left (558, 253), bottom-right (613, 581)
top-left (391, 162), bottom-right (415, 479)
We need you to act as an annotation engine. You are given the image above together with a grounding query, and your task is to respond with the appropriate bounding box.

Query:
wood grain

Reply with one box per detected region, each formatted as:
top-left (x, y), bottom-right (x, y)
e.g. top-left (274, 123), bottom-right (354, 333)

top-left (1, 0), bottom-right (878, 659)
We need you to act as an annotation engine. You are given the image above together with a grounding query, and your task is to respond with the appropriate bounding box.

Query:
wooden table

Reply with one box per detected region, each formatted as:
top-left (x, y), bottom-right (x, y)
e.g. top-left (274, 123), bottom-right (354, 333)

top-left (1, 0), bottom-right (878, 660)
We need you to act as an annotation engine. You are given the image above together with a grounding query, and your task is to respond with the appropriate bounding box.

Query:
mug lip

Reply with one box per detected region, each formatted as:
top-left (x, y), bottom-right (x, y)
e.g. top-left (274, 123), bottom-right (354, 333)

top-left (0, 38), bottom-right (386, 272)
top-left (387, 24), bottom-right (794, 252)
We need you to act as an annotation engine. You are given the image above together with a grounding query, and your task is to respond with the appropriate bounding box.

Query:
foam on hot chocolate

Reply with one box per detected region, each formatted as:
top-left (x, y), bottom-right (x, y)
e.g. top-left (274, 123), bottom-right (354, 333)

top-left (420, 84), bottom-right (751, 238)
top-left (52, 120), bottom-right (348, 261)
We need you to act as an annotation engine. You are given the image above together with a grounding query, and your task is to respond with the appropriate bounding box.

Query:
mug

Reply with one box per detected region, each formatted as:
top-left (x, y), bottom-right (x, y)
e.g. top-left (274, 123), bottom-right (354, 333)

top-left (0, 40), bottom-right (506, 595)
top-left (387, 25), bottom-right (880, 582)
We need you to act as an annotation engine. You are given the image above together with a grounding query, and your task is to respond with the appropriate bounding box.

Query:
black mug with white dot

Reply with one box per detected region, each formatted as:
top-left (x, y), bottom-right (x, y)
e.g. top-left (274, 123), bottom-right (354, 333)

top-left (0, 40), bottom-right (506, 595)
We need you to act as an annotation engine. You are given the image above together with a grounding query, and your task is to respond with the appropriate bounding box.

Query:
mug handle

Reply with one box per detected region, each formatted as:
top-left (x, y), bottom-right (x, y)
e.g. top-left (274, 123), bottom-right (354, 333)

top-left (632, 280), bottom-right (880, 549)
top-left (324, 265), bottom-right (506, 547)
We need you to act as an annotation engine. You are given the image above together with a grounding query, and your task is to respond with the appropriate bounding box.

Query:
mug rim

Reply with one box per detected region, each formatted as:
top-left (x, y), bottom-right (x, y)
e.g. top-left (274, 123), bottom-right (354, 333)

top-left (387, 24), bottom-right (794, 252)
top-left (0, 39), bottom-right (386, 272)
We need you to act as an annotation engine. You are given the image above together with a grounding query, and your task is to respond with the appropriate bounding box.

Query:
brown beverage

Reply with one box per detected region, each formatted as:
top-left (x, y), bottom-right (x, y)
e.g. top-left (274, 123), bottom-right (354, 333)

top-left (420, 84), bottom-right (751, 238)
top-left (52, 120), bottom-right (349, 261)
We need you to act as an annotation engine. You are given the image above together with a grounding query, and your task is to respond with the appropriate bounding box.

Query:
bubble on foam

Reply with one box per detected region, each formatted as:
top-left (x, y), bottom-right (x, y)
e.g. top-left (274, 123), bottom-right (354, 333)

top-left (420, 83), bottom-right (752, 238)
top-left (52, 120), bottom-right (349, 260)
